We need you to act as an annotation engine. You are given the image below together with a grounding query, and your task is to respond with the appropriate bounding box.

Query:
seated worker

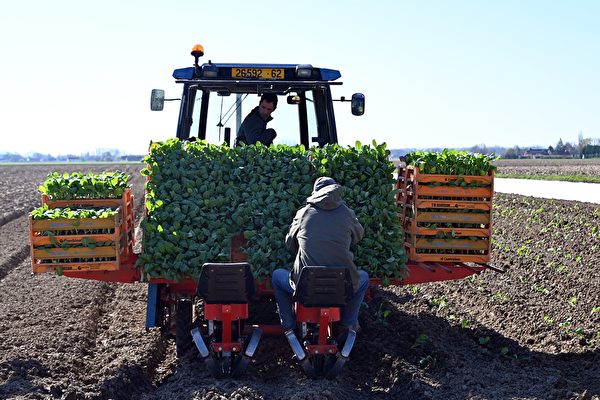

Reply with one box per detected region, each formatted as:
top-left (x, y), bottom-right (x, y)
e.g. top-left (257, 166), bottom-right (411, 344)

top-left (236, 93), bottom-right (278, 146)
top-left (272, 177), bottom-right (369, 333)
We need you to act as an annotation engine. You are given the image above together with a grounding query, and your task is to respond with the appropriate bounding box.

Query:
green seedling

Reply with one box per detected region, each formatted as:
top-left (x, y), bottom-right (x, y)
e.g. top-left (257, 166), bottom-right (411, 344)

top-left (418, 355), bottom-right (437, 369)
top-left (140, 140), bottom-right (407, 279)
top-left (461, 318), bottom-right (470, 329)
top-left (543, 316), bottom-right (554, 324)
top-left (494, 291), bottom-right (509, 303)
top-left (573, 328), bottom-right (584, 336)
top-left (375, 304), bottom-right (391, 326)
top-left (429, 296), bottom-right (448, 311)
top-left (557, 265), bottom-right (568, 273)
top-left (404, 149), bottom-right (497, 176)
top-left (478, 336), bottom-right (490, 345)
top-left (413, 334), bottom-right (429, 348)
top-left (406, 284), bottom-right (419, 295)
top-left (516, 245), bottom-right (529, 257)
top-left (531, 284), bottom-right (549, 294)
top-left (39, 171), bottom-right (129, 200)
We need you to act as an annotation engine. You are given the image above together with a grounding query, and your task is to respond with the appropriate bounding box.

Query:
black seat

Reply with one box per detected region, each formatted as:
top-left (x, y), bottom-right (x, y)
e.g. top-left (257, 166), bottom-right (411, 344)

top-left (294, 266), bottom-right (353, 308)
top-left (196, 262), bottom-right (255, 304)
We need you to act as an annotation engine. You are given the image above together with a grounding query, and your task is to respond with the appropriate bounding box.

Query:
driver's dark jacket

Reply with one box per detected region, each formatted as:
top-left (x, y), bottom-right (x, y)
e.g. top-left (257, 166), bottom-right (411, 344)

top-left (236, 106), bottom-right (275, 145)
top-left (285, 184), bottom-right (364, 292)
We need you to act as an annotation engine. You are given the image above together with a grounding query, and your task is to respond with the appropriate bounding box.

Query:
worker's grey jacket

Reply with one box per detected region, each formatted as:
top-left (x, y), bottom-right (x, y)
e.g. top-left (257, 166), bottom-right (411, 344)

top-left (285, 184), bottom-right (364, 292)
top-left (236, 107), bottom-right (276, 146)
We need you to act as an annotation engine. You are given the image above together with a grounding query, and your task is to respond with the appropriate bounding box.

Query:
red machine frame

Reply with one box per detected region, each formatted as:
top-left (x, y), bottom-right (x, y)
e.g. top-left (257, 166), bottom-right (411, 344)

top-left (62, 252), bottom-right (500, 289)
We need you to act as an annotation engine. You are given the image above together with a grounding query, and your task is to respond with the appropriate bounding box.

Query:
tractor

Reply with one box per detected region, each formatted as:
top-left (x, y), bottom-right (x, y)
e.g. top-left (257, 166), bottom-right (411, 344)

top-left (43, 44), bottom-right (499, 379)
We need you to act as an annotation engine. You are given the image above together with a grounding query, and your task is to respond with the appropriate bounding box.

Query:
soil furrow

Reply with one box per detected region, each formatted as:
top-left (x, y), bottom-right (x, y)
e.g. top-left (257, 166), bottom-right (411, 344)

top-left (0, 259), bottom-right (109, 399)
top-left (85, 283), bottom-right (171, 400)
top-left (0, 244), bottom-right (29, 282)
top-left (0, 208), bottom-right (27, 229)
top-left (0, 213), bottom-right (32, 282)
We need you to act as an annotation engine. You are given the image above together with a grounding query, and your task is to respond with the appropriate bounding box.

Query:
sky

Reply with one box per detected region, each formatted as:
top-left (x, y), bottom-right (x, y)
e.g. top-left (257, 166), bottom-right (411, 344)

top-left (1, 0), bottom-right (599, 156)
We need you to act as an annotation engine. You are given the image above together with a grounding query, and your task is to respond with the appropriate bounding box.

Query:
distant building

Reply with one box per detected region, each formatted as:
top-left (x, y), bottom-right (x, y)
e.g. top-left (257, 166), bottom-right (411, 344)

top-left (66, 154), bottom-right (82, 162)
top-left (120, 155), bottom-right (145, 162)
top-left (522, 148), bottom-right (550, 159)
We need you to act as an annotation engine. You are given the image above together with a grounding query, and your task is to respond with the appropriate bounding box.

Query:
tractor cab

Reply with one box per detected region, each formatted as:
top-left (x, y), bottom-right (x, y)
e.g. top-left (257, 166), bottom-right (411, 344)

top-left (151, 44), bottom-right (365, 148)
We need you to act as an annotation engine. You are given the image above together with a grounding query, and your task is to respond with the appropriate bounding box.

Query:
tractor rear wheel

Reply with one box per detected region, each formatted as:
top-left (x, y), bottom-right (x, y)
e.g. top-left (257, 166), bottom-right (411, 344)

top-left (175, 299), bottom-right (193, 357)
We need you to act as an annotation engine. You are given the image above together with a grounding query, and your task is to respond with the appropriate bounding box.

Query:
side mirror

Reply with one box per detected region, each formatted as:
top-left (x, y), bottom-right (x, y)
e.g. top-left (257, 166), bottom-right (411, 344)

top-left (351, 93), bottom-right (365, 116)
top-left (150, 89), bottom-right (165, 111)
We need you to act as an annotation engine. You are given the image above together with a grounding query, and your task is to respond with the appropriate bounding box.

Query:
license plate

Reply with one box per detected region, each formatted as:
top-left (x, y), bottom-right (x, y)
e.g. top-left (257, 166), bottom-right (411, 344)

top-left (232, 68), bottom-right (284, 79)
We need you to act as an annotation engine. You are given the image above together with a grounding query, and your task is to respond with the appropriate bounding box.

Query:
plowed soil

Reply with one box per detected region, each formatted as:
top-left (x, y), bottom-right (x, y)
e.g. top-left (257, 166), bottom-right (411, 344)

top-left (0, 164), bottom-right (598, 400)
top-left (494, 158), bottom-right (600, 177)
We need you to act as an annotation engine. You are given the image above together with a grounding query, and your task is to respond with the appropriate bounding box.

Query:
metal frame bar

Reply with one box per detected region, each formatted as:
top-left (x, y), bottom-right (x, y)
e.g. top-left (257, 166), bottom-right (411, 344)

top-left (175, 79), bottom-right (343, 87)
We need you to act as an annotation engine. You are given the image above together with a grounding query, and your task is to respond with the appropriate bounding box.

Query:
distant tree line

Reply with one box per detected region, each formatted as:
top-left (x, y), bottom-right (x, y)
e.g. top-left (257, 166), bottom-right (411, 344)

top-left (502, 134), bottom-right (600, 159)
top-left (0, 149), bottom-right (144, 163)
top-left (388, 133), bottom-right (600, 160)
top-left (4, 135), bottom-right (599, 163)
top-left (582, 145), bottom-right (600, 158)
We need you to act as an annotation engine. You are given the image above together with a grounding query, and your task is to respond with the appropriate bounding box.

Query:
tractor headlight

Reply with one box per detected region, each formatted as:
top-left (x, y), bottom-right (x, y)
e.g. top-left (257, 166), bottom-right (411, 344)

top-left (296, 64), bottom-right (313, 79)
top-left (202, 64), bottom-right (218, 78)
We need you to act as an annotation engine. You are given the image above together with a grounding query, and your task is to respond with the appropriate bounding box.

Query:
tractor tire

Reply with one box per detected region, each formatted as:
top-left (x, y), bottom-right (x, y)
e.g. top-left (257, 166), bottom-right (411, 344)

top-left (175, 299), bottom-right (193, 357)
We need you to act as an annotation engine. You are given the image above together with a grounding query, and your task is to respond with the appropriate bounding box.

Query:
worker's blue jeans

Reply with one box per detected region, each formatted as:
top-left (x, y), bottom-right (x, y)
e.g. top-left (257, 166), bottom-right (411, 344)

top-left (272, 268), bottom-right (369, 331)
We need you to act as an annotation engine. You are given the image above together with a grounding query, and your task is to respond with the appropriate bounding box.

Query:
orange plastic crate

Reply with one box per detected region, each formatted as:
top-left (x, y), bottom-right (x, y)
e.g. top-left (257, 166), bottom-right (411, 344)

top-left (414, 185), bottom-right (492, 198)
top-left (30, 187), bottom-right (136, 274)
top-left (29, 210), bottom-right (129, 274)
top-left (405, 235), bottom-right (490, 251)
top-left (397, 165), bottom-right (494, 263)
top-left (397, 166), bottom-right (494, 201)
top-left (404, 248), bottom-right (491, 264)
top-left (41, 189), bottom-right (135, 257)
top-left (403, 219), bottom-right (490, 237)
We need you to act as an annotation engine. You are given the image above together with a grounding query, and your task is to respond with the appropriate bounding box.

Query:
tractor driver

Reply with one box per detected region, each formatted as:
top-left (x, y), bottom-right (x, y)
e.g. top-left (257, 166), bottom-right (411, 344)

top-left (235, 93), bottom-right (278, 146)
top-left (272, 176), bottom-right (370, 334)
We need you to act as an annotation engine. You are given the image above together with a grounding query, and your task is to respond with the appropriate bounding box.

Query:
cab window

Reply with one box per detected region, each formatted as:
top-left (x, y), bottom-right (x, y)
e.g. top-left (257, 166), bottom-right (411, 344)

top-left (189, 91), bottom-right (319, 146)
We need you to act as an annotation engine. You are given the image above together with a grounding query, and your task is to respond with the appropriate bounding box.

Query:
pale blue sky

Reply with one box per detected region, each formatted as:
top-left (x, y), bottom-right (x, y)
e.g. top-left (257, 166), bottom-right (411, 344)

top-left (1, 0), bottom-right (598, 155)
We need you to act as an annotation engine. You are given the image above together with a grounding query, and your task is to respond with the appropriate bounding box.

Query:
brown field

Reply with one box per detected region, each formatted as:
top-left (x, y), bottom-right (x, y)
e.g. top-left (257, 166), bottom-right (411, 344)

top-left (493, 158), bottom-right (600, 177)
top-left (0, 164), bottom-right (598, 400)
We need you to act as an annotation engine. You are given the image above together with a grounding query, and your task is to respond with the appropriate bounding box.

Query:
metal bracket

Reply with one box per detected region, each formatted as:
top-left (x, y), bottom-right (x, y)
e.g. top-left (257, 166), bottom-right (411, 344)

top-left (244, 328), bottom-right (262, 357)
top-left (340, 329), bottom-right (357, 358)
top-left (191, 327), bottom-right (210, 358)
top-left (284, 329), bottom-right (306, 361)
